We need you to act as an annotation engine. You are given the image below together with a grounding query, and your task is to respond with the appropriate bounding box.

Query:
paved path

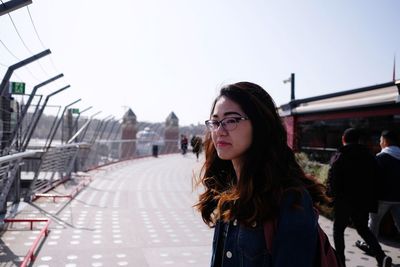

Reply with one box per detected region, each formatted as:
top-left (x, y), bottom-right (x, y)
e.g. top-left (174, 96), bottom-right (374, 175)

top-left (0, 154), bottom-right (399, 266)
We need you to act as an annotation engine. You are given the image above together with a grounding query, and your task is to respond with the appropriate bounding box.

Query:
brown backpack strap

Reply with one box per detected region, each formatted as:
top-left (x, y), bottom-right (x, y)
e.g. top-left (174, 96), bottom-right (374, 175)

top-left (263, 219), bottom-right (276, 254)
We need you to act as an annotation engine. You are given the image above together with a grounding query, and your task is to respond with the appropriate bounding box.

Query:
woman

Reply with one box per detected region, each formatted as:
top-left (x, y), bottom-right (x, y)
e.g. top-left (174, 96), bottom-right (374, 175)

top-left (195, 82), bottom-right (328, 267)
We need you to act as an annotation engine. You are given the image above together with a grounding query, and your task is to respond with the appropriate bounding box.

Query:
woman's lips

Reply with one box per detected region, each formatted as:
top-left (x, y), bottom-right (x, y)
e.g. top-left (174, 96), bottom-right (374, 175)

top-left (216, 141), bottom-right (231, 147)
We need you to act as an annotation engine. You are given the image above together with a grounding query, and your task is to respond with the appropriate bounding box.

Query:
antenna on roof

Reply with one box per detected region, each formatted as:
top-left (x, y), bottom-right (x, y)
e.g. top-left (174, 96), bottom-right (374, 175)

top-left (283, 73), bottom-right (295, 101)
top-left (393, 54), bottom-right (396, 82)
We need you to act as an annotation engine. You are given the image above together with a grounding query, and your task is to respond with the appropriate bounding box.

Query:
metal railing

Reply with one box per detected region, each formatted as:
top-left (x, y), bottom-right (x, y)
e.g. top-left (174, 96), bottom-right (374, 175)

top-left (0, 150), bottom-right (39, 216)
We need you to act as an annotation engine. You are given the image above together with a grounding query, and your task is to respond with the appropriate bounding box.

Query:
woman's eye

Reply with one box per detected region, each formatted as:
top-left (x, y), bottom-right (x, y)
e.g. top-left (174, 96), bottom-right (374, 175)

top-left (225, 119), bottom-right (236, 124)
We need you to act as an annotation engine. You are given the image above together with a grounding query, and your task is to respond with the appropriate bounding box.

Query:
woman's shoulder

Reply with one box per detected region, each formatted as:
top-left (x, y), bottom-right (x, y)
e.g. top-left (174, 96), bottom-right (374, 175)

top-left (279, 188), bottom-right (315, 223)
top-left (281, 187), bottom-right (313, 207)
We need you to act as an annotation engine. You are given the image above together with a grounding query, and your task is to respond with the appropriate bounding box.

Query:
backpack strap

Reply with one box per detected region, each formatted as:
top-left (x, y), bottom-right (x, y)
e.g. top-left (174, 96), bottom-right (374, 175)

top-left (263, 219), bottom-right (276, 254)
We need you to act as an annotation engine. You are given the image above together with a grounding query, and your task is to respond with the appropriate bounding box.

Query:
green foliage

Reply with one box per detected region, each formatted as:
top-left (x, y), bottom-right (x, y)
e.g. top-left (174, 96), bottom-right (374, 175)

top-left (295, 152), bottom-right (334, 220)
top-left (295, 152), bottom-right (329, 184)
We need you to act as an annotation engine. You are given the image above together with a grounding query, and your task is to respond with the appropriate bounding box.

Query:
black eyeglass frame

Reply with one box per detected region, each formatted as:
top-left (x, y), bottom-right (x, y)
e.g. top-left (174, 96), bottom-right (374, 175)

top-left (204, 117), bottom-right (249, 132)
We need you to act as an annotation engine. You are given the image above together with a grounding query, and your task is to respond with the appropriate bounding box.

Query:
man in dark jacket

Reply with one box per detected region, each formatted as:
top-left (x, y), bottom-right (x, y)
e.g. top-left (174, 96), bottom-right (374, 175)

top-left (327, 128), bottom-right (392, 267)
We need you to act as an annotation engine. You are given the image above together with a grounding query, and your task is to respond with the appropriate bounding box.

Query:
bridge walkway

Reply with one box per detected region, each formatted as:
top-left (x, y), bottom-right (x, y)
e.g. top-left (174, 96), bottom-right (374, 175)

top-left (0, 154), bottom-right (399, 266)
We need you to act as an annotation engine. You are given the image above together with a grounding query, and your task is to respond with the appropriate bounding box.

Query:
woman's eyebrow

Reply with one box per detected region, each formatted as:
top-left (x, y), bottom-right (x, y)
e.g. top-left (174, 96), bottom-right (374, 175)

top-left (211, 111), bottom-right (242, 119)
top-left (224, 111), bottom-right (242, 116)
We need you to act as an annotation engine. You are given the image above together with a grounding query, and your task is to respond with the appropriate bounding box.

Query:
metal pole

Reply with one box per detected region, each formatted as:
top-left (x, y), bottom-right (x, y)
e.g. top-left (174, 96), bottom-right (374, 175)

top-left (90, 116), bottom-right (112, 144)
top-left (46, 99), bottom-right (81, 150)
top-left (21, 94), bottom-right (43, 147)
top-left (0, 0), bottom-right (32, 16)
top-left (72, 106), bottom-right (92, 136)
top-left (5, 74), bottom-right (64, 152)
top-left (290, 73), bottom-right (295, 101)
top-left (44, 107), bottom-right (61, 148)
top-left (106, 119), bottom-right (119, 140)
top-left (91, 120), bottom-right (104, 143)
top-left (0, 50), bottom-right (51, 96)
top-left (98, 116), bottom-right (114, 141)
top-left (22, 85), bottom-right (70, 151)
top-left (79, 111), bottom-right (101, 142)
top-left (112, 121), bottom-right (122, 140)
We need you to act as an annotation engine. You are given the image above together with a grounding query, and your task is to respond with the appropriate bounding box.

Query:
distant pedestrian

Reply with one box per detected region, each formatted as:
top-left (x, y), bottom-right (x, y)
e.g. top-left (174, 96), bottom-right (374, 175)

top-left (195, 82), bottom-right (332, 267)
top-left (180, 134), bottom-right (188, 155)
top-left (327, 128), bottom-right (392, 267)
top-left (190, 135), bottom-right (202, 160)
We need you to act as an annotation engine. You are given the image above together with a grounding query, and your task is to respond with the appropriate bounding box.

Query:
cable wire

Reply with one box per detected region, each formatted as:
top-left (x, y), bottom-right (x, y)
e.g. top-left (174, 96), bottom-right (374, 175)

top-left (6, 11), bottom-right (34, 55)
top-left (27, 6), bottom-right (59, 73)
top-left (0, 38), bottom-right (20, 61)
top-left (0, 0), bottom-right (49, 79)
top-left (7, 8), bottom-right (51, 76)
top-left (26, 6), bottom-right (46, 49)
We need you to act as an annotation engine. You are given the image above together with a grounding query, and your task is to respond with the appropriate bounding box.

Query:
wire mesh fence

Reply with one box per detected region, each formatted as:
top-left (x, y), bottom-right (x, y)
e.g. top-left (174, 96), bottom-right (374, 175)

top-left (0, 85), bottom-right (204, 220)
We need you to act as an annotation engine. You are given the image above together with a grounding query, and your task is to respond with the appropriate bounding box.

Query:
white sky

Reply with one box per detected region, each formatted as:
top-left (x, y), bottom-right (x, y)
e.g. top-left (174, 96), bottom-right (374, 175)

top-left (0, 0), bottom-right (399, 125)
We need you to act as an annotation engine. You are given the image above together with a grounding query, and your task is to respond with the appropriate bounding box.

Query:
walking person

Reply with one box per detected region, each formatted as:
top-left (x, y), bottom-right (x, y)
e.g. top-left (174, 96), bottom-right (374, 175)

top-left (356, 130), bottom-right (400, 255)
top-left (370, 130), bottom-right (400, 237)
top-left (180, 134), bottom-right (188, 155)
top-left (191, 135), bottom-right (203, 161)
top-left (327, 128), bottom-right (392, 267)
top-left (195, 82), bottom-right (332, 267)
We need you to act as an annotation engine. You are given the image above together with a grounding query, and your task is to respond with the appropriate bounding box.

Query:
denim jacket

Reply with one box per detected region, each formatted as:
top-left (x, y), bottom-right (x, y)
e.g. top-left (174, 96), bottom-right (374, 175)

top-left (210, 190), bottom-right (317, 267)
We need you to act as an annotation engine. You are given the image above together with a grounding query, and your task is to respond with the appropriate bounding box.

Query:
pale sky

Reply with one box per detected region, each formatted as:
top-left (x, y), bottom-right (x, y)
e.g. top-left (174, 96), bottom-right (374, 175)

top-left (1, 0), bottom-right (399, 125)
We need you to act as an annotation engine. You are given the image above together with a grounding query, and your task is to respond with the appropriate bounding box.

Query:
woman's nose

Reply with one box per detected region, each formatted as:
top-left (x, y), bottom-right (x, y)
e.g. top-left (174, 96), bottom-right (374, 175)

top-left (215, 123), bottom-right (228, 135)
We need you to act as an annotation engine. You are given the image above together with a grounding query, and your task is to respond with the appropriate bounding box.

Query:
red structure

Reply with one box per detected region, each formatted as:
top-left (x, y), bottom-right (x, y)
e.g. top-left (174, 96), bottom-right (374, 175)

top-left (4, 218), bottom-right (51, 267)
top-left (279, 81), bottom-right (400, 162)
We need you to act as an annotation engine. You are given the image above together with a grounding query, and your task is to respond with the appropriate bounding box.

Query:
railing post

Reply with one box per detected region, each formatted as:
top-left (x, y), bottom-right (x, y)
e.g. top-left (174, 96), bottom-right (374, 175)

top-left (45, 99), bottom-right (81, 150)
top-left (72, 106), bottom-right (92, 139)
top-left (0, 50), bottom-right (51, 96)
top-left (79, 111), bottom-right (101, 142)
top-left (22, 86), bottom-right (70, 151)
top-left (4, 74), bottom-right (64, 153)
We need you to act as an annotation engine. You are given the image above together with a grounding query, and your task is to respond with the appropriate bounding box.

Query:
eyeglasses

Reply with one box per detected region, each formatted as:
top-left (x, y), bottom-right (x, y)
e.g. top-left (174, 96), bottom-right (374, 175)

top-left (205, 117), bottom-right (249, 132)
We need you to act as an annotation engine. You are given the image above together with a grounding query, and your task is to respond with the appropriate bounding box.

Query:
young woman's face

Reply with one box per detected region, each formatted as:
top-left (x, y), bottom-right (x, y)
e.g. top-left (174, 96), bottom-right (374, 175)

top-left (210, 96), bottom-right (253, 163)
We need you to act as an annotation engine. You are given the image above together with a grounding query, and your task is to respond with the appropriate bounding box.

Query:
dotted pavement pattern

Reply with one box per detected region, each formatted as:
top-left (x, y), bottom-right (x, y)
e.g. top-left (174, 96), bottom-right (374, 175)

top-left (1, 154), bottom-right (211, 266)
top-left (1, 153), bottom-right (399, 266)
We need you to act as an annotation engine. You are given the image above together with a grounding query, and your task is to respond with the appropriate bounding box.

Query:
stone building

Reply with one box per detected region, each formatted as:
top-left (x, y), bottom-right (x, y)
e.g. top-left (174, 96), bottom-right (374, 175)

top-left (120, 109), bottom-right (137, 159)
top-left (164, 111), bottom-right (179, 153)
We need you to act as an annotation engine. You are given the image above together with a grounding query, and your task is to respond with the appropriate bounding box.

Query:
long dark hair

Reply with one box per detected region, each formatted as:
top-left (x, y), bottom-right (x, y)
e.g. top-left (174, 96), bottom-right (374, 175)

top-left (195, 82), bottom-right (328, 227)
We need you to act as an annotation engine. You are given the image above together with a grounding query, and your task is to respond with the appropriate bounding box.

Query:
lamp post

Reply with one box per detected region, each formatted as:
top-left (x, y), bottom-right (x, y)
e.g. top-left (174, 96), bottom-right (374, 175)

top-left (283, 73), bottom-right (295, 101)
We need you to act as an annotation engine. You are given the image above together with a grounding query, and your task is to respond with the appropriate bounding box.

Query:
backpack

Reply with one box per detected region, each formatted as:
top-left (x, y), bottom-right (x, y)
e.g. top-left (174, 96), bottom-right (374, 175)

top-left (263, 209), bottom-right (343, 267)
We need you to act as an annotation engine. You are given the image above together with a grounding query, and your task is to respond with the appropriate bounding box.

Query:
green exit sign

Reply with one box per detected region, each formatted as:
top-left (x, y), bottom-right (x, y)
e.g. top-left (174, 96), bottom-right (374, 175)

top-left (71, 108), bottom-right (80, 114)
top-left (9, 82), bottom-right (26, 94)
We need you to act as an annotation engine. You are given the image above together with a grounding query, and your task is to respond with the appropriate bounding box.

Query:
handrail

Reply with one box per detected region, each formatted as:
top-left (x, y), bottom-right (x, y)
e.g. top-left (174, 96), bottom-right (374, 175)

top-left (33, 176), bottom-right (92, 202)
top-left (3, 218), bottom-right (51, 267)
top-left (20, 219), bottom-right (51, 267)
top-left (0, 150), bottom-right (39, 164)
top-left (4, 218), bottom-right (49, 230)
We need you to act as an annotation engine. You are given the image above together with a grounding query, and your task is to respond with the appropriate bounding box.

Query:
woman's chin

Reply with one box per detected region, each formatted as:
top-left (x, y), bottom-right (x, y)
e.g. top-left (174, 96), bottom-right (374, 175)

top-left (216, 152), bottom-right (232, 161)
